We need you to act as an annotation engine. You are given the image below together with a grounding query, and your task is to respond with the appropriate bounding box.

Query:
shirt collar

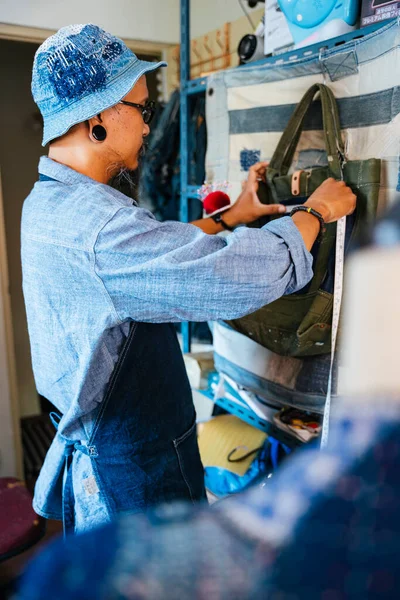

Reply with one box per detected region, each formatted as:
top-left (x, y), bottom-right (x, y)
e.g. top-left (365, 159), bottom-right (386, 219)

top-left (38, 156), bottom-right (136, 206)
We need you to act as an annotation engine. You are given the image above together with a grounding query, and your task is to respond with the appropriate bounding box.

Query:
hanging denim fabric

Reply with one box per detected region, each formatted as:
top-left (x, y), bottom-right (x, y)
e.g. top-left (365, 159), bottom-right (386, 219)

top-left (140, 90), bottom-right (206, 222)
top-left (226, 84), bottom-right (381, 357)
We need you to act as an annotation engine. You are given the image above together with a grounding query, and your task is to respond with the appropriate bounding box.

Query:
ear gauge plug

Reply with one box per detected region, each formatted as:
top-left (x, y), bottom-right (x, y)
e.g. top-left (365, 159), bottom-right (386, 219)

top-left (92, 125), bottom-right (107, 141)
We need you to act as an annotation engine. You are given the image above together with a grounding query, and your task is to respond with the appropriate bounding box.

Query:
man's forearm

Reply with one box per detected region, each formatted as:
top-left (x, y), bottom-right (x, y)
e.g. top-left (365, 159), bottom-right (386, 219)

top-left (192, 211), bottom-right (321, 252)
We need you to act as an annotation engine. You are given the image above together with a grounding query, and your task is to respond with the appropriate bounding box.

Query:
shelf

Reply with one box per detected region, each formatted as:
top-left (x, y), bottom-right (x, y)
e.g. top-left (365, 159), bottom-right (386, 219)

top-left (198, 374), bottom-right (304, 449)
top-left (182, 185), bottom-right (201, 200)
top-left (185, 76), bottom-right (208, 96)
top-left (183, 20), bottom-right (391, 96)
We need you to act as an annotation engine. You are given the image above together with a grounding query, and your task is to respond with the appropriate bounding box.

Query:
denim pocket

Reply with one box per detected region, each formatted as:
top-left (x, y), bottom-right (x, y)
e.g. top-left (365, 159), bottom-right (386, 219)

top-left (173, 419), bottom-right (205, 504)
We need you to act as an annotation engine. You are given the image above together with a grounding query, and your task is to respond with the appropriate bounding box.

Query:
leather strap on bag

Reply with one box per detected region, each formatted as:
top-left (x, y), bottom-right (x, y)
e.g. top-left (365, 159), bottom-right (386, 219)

top-left (269, 84), bottom-right (345, 180)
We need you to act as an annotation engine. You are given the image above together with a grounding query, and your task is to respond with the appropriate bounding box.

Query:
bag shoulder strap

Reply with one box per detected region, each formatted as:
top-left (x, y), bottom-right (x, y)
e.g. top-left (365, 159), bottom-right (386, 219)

top-left (269, 84), bottom-right (345, 180)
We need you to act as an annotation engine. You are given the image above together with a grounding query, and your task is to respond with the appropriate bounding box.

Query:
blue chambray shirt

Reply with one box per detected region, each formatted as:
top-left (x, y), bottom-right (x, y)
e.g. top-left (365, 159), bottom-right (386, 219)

top-left (21, 156), bottom-right (313, 531)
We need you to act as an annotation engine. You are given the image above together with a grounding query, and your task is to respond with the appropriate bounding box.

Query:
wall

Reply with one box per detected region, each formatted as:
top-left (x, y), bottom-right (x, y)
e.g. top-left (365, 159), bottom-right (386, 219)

top-left (0, 0), bottom-right (180, 44)
top-left (166, 7), bottom-right (264, 90)
top-left (0, 0), bottom-right (263, 44)
top-left (191, 0), bottom-right (262, 39)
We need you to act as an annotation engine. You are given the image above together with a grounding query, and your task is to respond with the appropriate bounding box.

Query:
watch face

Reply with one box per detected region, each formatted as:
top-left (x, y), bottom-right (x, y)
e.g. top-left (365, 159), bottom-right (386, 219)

top-left (209, 208), bottom-right (229, 218)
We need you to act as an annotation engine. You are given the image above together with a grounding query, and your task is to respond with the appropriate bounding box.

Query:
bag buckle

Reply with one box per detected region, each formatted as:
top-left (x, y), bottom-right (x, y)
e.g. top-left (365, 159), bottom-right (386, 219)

top-left (291, 170), bottom-right (303, 196)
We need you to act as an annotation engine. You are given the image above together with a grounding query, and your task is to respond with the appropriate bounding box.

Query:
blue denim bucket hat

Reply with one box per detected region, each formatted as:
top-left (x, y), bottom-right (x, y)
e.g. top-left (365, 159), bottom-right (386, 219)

top-left (32, 24), bottom-right (167, 146)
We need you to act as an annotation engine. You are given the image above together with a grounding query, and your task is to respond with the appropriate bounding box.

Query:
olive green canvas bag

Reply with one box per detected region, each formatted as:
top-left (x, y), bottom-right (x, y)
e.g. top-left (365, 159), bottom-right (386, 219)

top-left (226, 83), bottom-right (381, 357)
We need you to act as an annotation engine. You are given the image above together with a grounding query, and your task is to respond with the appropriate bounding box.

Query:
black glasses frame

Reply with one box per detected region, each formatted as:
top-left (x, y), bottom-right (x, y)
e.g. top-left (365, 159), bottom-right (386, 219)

top-left (119, 100), bottom-right (156, 124)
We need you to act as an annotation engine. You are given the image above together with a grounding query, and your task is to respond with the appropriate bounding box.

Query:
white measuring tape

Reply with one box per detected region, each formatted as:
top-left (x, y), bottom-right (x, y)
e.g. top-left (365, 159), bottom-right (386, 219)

top-left (320, 215), bottom-right (346, 448)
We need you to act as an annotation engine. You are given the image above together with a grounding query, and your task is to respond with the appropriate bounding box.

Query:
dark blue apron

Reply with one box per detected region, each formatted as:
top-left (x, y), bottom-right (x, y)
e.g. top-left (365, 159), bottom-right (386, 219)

top-left (57, 321), bottom-right (206, 534)
top-left (40, 175), bottom-right (207, 533)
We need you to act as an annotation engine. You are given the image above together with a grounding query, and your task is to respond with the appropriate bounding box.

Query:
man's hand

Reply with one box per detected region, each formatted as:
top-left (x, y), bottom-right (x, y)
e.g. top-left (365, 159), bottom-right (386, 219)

top-left (293, 178), bottom-right (357, 251)
top-left (305, 178), bottom-right (356, 223)
top-left (191, 168), bottom-right (356, 244)
top-left (223, 162), bottom-right (286, 228)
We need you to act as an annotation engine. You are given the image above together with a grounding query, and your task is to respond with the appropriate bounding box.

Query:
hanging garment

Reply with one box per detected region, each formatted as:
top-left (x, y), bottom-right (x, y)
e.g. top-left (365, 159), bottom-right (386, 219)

top-left (226, 84), bottom-right (381, 357)
top-left (140, 90), bottom-right (206, 222)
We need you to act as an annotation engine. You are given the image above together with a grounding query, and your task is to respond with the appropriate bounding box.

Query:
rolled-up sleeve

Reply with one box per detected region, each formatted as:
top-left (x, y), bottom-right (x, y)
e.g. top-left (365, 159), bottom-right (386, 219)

top-left (94, 207), bottom-right (313, 323)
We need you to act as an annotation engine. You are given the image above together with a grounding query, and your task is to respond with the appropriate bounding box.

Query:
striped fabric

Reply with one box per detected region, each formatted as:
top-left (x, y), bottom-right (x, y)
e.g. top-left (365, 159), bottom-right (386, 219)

top-left (206, 19), bottom-right (400, 214)
top-left (206, 20), bottom-right (400, 414)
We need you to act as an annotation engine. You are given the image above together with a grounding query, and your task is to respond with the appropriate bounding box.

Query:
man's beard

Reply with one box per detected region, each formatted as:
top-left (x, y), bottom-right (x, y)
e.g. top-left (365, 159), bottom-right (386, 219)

top-left (108, 142), bottom-right (147, 201)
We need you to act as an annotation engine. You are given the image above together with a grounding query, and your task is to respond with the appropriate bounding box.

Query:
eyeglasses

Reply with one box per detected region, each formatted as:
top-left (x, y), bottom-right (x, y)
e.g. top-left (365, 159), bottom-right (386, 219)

top-left (119, 100), bottom-right (156, 124)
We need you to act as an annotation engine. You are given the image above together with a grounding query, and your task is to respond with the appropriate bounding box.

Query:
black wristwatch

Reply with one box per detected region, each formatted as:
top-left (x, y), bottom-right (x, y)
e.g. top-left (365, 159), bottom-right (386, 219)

top-left (290, 205), bottom-right (326, 238)
top-left (210, 212), bottom-right (235, 232)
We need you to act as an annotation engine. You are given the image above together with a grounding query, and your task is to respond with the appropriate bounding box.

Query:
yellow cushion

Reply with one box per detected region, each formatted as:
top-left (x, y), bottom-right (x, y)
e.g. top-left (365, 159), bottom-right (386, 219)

top-left (198, 415), bottom-right (267, 476)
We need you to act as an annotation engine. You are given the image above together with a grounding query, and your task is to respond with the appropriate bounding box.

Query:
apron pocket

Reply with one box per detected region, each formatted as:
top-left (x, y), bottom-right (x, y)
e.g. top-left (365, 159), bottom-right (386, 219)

top-left (173, 420), bottom-right (206, 504)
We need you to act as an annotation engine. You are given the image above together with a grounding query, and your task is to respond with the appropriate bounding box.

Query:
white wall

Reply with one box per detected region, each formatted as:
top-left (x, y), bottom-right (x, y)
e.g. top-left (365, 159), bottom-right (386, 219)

top-left (0, 0), bottom-right (262, 44)
top-left (0, 0), bottom-right (180, 44)
top-left (190, 0), bottom-right (262, 38)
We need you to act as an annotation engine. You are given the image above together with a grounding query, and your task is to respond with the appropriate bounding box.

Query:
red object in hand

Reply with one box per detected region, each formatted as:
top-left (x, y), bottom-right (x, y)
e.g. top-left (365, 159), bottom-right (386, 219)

top-left (203, 191), bottom-right (231, 216)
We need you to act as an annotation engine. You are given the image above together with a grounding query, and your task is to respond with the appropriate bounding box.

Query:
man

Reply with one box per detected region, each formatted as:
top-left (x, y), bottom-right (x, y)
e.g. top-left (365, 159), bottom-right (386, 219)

top-left (21, 24), bottom-right (355, 534)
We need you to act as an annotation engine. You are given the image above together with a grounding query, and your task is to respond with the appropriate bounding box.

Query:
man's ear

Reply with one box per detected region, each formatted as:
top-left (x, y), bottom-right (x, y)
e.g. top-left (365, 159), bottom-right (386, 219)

top-left (88, 113), bottom-right (103, 128)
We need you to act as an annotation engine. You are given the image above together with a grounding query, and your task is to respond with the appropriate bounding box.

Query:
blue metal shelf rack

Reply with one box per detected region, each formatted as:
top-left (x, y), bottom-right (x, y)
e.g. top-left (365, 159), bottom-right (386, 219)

top-left (198, 375), bottom-right (303, 448)
top-left (179, 0), bottom-right (390, 432)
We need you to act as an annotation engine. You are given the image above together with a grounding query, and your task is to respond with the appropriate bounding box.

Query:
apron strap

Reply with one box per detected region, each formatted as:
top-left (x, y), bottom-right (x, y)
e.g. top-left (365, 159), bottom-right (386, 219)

top-left (49, 411), bottom-right (98, 536)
